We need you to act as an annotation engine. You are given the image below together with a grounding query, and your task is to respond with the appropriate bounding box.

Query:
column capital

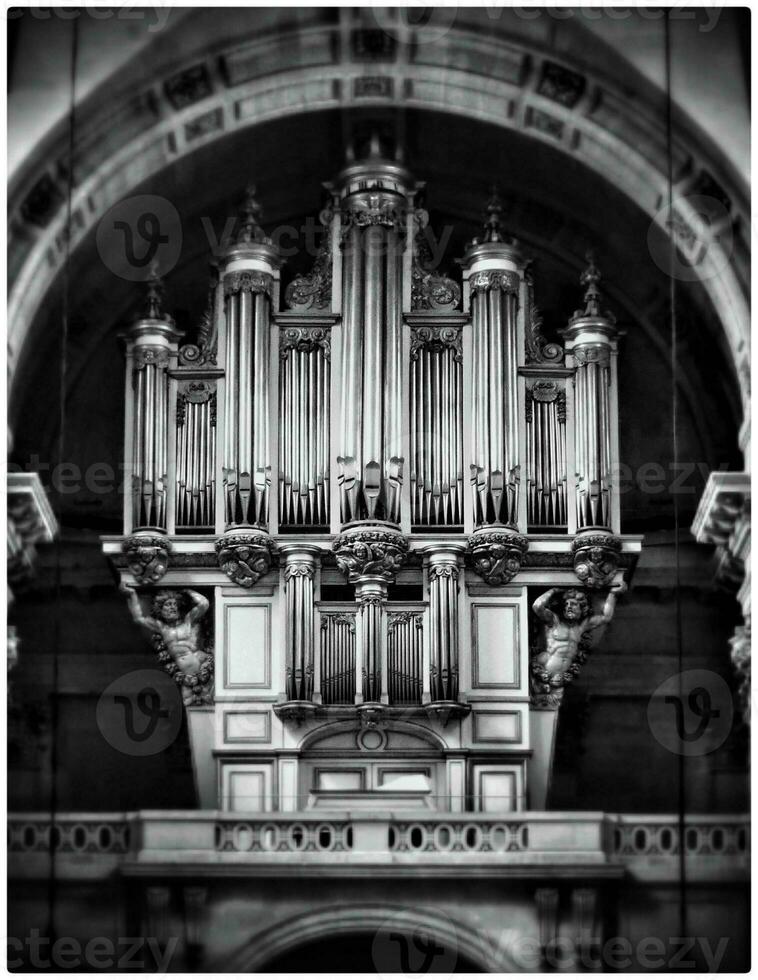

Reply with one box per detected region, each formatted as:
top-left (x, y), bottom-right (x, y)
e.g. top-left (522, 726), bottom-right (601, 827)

top-left (333, 523), bottom-right (408, 585)
top-left (279, 544), bottom-right (322, 581)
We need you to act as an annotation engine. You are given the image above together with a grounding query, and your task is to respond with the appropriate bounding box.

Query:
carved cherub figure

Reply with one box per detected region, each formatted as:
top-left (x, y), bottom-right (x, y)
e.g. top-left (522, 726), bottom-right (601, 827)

top-left (121, 585), bottom-right (212, 702)
top-left (531, 583), bottom-right (626, 705)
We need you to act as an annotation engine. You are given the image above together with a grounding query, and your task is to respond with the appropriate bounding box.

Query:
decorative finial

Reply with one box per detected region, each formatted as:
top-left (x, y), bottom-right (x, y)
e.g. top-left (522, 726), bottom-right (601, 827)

top-left (483, 185), bottom-right (505, 243)
top-left (236, 184), bottom-right (266, 244)
top-left (573, 250), bottom-right (615, 322)
top-left (143, 262), bottom-right (165, 319)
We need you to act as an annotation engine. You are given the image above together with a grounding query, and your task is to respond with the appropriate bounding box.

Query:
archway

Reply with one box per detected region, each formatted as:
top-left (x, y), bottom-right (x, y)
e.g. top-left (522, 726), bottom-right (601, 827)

top-left (218, 904), bottom-right (503, 973)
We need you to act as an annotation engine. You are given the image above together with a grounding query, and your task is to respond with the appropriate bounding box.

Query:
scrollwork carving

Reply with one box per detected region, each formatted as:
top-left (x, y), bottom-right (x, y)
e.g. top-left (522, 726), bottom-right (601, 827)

top-left (410, 325), bottom-right (462, 362)
top-left (411, 229), bottom-right (461, 311)
top-left (215, 532), bottom-right (275, 588)
top-left (284, 225), bottom-right (332, 311)
top-left (467, 529), bottom-right (528, 586)
top-left (525, 266), bottom-right (563, 364)
top-left (279, 325), bottom-right (331, 360)
top-left (333, 527), bottom-right (408, 584)
top-left (283, 562), bottom-right (316, 581)
top-left (122, 534), bottom-right (171, 585)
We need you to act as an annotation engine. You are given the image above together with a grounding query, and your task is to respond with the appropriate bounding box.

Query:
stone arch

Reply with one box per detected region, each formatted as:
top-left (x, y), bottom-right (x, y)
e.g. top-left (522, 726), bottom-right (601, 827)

top-left (216, 902), bottom-right (508, 972)
top-left (8, 9), bottom-right (749, 420)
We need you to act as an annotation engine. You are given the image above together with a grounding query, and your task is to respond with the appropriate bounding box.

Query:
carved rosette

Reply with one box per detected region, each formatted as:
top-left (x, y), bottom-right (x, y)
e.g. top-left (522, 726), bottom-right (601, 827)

top-left (133, 346), bottom-right (170, 369)
top-left (572, 531), bottom-right (622, 588)
top-left (123, 534), bottom-right (171, 585)
top-left (467, 528), bottom-right (528, 586)
top-left (469, 270), bottom-right (521, 296)
top-left (215, 532), bottom-right (275, 587)
top-left (333, 526), bottom-right (409, 585)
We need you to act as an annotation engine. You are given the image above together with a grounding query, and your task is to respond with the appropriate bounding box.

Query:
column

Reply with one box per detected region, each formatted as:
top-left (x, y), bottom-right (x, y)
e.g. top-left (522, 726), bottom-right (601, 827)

top-left (460, 192), bottom-right (528, 584)
top-left (355, 576), bottom-right (386, 704)
top-left (425, 546), bottom-right (465, 704)
top-left (561, 254), bottom-right (621, 588)
top-left (280, 546), bottom-right (320, 703)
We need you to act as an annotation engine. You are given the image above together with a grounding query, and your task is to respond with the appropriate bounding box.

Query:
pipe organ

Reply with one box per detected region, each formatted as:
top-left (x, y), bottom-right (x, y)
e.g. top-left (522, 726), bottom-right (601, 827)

top-left (109, 143), bottom-right (638, 815)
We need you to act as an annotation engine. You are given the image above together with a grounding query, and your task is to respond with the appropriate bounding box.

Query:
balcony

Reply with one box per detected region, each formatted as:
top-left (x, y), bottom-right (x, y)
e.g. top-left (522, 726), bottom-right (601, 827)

top-left (8, 812), bottom-right (748, 882)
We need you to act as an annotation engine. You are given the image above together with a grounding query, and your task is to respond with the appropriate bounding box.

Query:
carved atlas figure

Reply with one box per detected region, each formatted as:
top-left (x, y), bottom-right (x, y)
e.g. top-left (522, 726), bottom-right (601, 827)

top-left (121, 585), bottom-right (213, 705)
top-left (530, 583), bottom-right (626, 707)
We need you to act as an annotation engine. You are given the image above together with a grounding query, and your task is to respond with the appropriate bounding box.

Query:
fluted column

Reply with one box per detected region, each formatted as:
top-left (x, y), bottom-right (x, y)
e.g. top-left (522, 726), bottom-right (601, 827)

top-left (355, 577), bottom-right (386, 704)
top-left (126, 275), bottom-right (182, 534)
top-left (561, 254), bottom-right (621, 589)
top-left (280, 545), bottom-right (320, 703)
top-left (426, 546), bottom-right (464, 703)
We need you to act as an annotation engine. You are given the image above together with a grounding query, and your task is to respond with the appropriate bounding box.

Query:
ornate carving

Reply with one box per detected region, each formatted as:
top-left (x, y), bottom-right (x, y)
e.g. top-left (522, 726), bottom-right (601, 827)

top-left (357, 592), bottom-right (384, 608)
top-left (176, 379), bottom-right (216, 426)
top-left (122, 534), bottom-right (171, 585)
top-left (573, 344), bottom-right (611, 367)
top-left (410, 325), bottom-right (462, 362)
top-left (469, 269), bottom-right (520, 296)
top-left (730, 619), bottom-right (751, 724)
top-left (530, 584), bottom-right (624, 708)
top-left (272, 700), bottom-right (321, 726)
top-left (525, 266), bottom-right (563, 364)
top-left (133, 346), bottom-right (170, 369)
top-left (283, 562), bottom-right (316, 581)
top-left (223, 271), bottom-right (272, 297)
top-left (284, 225), bottom-right (332, 311)
top-left (572, 532), bottom-right (622, 588)
top-left (121, 586), bottom-right (214, 706)
top-left (279, 325), bottom-right (331, 360)
top-left (333, 526), bottom-right (408, 584)
top-left (357, 702), bottom-right (387, 728)
top-left (215, 532), bottom-right (274, 588)
top-left (428, 563), bottom-right (460, 581)
top-left (468, 528), bottom-right (528, 586)
top-left (342, 196), bottom-right (406, 231)
top-left (570, 252), bottom-right (616, 324)
top-left (537, 61), bottom-right (586, 108)
top-left (411, 229), bottom-right (461, 311)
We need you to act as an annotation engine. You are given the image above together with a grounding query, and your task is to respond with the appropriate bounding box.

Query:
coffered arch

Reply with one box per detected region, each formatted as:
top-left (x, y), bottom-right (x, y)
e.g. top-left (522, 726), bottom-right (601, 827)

top-left (8, 8), bottom-right (749, 427)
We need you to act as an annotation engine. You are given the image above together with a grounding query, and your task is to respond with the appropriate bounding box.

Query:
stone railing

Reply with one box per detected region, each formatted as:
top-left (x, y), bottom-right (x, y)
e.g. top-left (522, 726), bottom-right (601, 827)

top-left (8, 812), bottom-right (748, 882)
top-left (610, 815), bottom-right (748, 858)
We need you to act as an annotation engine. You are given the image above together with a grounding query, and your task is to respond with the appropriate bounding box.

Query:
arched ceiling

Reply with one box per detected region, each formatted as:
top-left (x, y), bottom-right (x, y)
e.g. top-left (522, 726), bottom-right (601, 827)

top-left (8, 6), bottom-right (749, 409)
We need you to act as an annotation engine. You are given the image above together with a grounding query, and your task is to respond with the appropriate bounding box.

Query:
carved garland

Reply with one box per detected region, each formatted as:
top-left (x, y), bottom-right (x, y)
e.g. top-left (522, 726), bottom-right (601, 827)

top-left (469, 270), bottom-right (520, 296)
top-left (467, 529), bottom-right (529, 586)
top-left (410, 325), bottom-right (462, 362)
top-left (279, 326), bottom-right (331, 361)
top-left (122, 535), bottom-right (171, 585)
top-left (333, 528), bottom-right (409, 584)
top-left (223, 271), bottom-right (273, 297)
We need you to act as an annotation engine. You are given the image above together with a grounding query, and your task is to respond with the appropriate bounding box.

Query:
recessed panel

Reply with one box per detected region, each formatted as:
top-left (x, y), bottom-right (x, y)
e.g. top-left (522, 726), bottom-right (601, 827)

top-left (224, 604), bottom-right (271, 688)
top-left (472, 710), bottom-right (522, 743)
top-left (224, 711), bottom-right (271, 743)
top-left (471, 603), bottom-right (519, 688)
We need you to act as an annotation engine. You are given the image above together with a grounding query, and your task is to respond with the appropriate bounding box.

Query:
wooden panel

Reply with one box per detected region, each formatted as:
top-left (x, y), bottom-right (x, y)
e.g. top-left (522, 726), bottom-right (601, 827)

top-left (223, 710), bottom-right (271, 743)
top-left (471, 602), bottom-right (519, 689)
top-left (222, 765), bottom-right (272, 812)
top-left (223, 603), bottom-right (271, 689)
top-left (476, 768), bottom-right (521, 813)
top-left (472, 710), bottom-right (522, 743)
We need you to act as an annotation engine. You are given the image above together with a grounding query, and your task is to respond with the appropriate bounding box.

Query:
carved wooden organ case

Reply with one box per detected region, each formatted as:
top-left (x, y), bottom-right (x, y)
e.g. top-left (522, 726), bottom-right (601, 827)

top-left (105, 147), bottom-right (639, 813)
